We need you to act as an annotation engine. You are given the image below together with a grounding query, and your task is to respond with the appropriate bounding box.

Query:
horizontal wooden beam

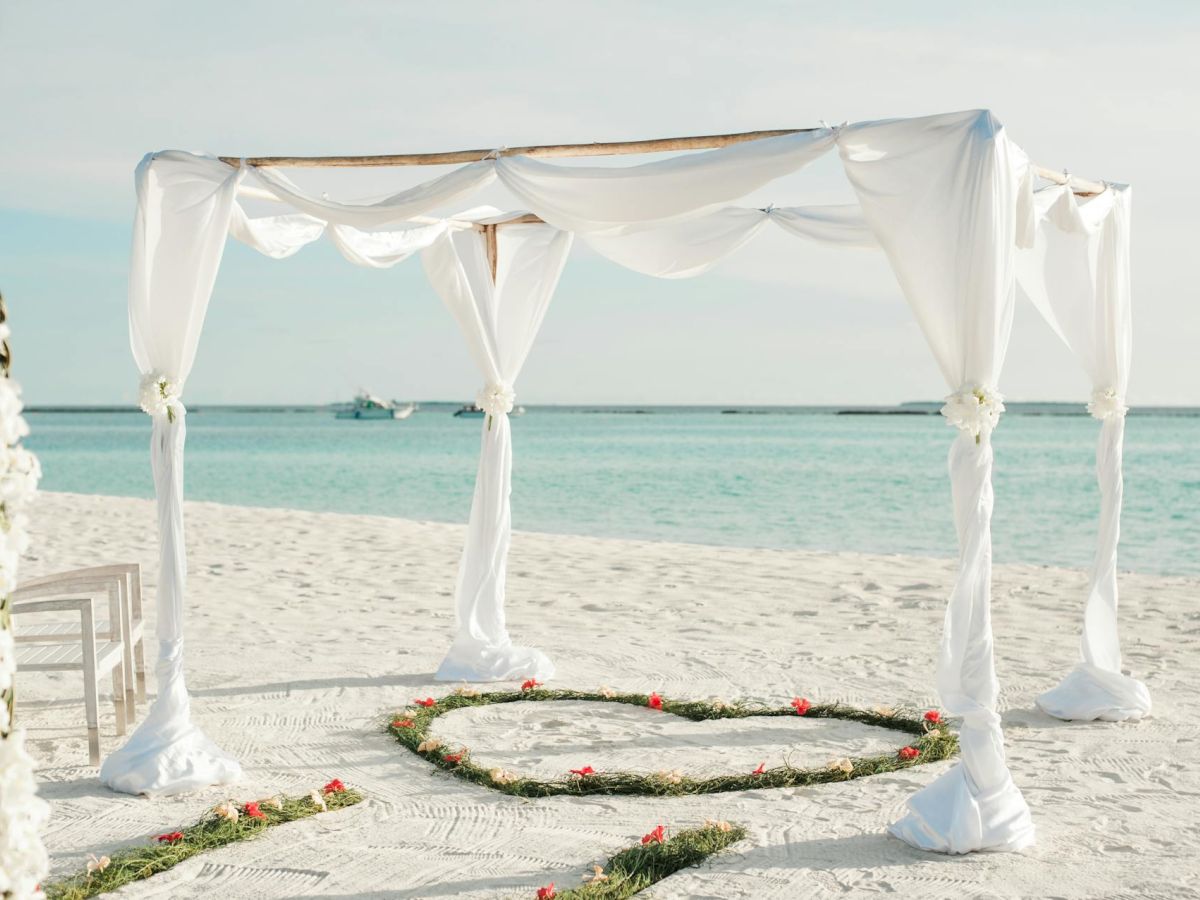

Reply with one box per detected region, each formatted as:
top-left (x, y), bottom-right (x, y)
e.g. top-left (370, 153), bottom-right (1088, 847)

top-left (220, 127), bottom-right (1106, 195)
top-left (218, 129), bottom-right (814, 169)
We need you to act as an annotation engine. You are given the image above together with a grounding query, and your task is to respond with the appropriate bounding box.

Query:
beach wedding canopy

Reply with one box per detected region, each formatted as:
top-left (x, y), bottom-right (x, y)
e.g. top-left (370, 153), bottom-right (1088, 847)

top-left (107, 109), bottom-right (1149, 855)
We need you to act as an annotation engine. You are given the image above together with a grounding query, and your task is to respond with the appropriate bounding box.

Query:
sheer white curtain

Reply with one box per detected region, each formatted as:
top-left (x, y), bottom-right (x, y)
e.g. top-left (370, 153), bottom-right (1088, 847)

top-left (583, 204), bottom-right (875, 278)
top-left (1016, 184), bottom-right (1150, 722)
top-left (422, 224), bottom-right (572, 681)
top-left (495, 128), bottom-right (838, 234)
top-left (842, 109), bottom-right (1037, 854)
top-left (103, 151), bottom-right (245, 795)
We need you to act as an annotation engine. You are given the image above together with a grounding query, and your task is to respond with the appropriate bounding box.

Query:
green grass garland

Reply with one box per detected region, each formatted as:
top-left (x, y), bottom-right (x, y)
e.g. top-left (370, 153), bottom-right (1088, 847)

top-left (388, 688), bottom-right (957, 797)
top-left (43, 786), bottom-right (363, 900)
top-left (545, 820), bottom-right (748, 899)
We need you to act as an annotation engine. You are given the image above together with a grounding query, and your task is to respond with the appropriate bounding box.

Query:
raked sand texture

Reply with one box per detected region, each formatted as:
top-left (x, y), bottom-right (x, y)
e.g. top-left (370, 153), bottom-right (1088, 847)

top-left (17, 492), bottom-right (1200, 899)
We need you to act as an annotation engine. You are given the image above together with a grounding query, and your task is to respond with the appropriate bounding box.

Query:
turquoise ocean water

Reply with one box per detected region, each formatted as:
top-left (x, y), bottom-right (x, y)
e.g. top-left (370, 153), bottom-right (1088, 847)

top-left (24, 405), bottom-right (1200, 577)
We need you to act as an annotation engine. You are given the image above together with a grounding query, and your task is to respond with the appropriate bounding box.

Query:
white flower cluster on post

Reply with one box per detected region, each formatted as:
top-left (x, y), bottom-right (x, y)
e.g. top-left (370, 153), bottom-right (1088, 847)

top-left (940, 385), bottom-right (1006, 443)
top-left (476, 383), bottom-right (515, 430)
top-left (1087, 388), bottom-right (1128, 420)
top-left (138, 373), bottom-right (184, 423)
top-left (0, 322), bottom-right (49, 899)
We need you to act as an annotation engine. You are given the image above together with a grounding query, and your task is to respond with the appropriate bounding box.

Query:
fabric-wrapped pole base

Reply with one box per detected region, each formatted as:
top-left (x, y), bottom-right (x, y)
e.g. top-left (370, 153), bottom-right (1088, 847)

top-left (889, 761), bottom-right (1035, 855)
top-left (435, 636), bottom-right (555, 683)
top-left (1036, 662), bottom-right (1151, 722)
top-left (99, 649), bottom-right (241, 796)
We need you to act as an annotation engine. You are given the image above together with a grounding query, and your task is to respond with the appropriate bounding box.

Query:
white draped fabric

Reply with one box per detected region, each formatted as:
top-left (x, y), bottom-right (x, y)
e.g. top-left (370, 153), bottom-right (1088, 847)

top-left (584, 204), bottom-right (874, 278)
top-left (1016, 184), bottom-right (1151, 722)
top-left (493, 129), bottom-right (837, 234)
top-left (841, 109), bottom-right (1036, 854)
top-left (103, 151), bottom-right (244, 795)
top-left (250, 161), bottom-right (496, 228)
top-left (421, 225), bottom-right (573, 681)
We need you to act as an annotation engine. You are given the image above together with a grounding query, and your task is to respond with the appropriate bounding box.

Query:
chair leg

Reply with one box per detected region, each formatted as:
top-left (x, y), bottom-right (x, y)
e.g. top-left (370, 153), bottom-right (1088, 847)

top-left (111, 664), bottom-right (127, 737)
top-left (81, 601), bottom-right (102, 766)
top-left (88, 727), bottom-right (100, 767)
top-left (117, 579), bottom-right (137, 718)
top-left (134, 636), bottom-right (147, 704)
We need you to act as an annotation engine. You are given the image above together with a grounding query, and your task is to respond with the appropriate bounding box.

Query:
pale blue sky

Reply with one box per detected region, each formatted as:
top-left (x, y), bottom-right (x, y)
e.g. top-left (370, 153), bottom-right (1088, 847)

top-left (2, 1), bottom-right (1197, 406)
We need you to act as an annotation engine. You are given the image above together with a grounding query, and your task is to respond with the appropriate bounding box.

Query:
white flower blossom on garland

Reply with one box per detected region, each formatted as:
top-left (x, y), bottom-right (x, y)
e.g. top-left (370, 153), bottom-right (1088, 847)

top-left (940, 385), bottom-right (1006, 443)
top-left (475, 383), bottom-right (515, 430)
top-left (138, 373), bottom-right (184, 423)
top-left (1087, 388), bottom-right (1128, 420)
top-left (0, 369), bottom-right (49, 899)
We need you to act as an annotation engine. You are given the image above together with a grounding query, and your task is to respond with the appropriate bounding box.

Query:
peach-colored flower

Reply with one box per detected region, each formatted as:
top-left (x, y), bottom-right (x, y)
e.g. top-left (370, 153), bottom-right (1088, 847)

top-left (583, 864), bottom-right (608, 883)
top-left (655, 769), bottom-right (683, 785)
top-left (213, 801), bottom-right (239, 822)
top-left (599, 686), bottom-right (617, 699)
top-left (309, 789), bottom-right (327, 811)
top-left (417, 738), bottom-right (443, 754)
top-left (490, 767), bottom-right (520, 785)
top-left (703, 819), bottom-right (733, 833)
top-left (86, 854), bottom-right (110, 874)
top-left (830, 758), bottom-right (854, 775)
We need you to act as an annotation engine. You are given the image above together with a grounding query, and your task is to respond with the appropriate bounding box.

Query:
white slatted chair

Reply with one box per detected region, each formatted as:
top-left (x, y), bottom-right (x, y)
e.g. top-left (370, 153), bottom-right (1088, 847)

top-left (11, 593), bottom-right (127, 765)
top-left (14, 564), bottom-right (146, 710)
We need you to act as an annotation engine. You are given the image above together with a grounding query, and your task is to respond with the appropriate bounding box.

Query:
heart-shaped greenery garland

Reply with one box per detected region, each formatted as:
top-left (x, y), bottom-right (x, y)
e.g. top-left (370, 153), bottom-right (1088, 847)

top-left (387, 687), bottom-right (957, 797)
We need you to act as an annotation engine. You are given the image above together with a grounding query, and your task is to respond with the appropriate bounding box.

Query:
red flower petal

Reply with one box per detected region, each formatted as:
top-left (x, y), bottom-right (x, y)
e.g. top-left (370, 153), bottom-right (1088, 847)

top-left (647, 692), bottom-right (663, 710)
top-left (640, 824), bottom-right (666, 844)
top-left (521, 678), bottom-right (543, 691)
top-left (322, 779), bottom-right (346, 795)
top-left (923, 710), bottom-right (942, 724)
top-left (393, 718), bottom-right (415, 729)
top-left (415, 697), bottom-right (435, 707)
top-left (752, 762), bottom-right (766, 776)
top-left (569, 766), bottom-right (595, 777)
top-left (536, 884), bottom-right (556, 899)
top-left (444, 753), bottom-right (463, 764)
top-left (898, 746), bottom-right (920, 760)
top-left (791, 697), bottom-right (811, 716)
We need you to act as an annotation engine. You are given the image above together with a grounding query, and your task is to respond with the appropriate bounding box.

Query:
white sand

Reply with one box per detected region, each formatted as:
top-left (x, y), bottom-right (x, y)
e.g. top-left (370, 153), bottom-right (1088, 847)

top-left (17, 491), bottom-right (1200, 899)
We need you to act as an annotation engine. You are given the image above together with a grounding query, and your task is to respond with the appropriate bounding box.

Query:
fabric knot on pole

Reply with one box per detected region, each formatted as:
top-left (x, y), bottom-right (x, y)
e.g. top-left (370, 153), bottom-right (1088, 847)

top-left (138, 373), bottom-right (185, 423)
top-left (482, 148), bottom-right (504, 161)
top-left (476, 382), bottom-right (516, 429)
top-left (1087, 388), bottom-right (1128, 420)
top-left (940, 384), bottom-right (1005, 443)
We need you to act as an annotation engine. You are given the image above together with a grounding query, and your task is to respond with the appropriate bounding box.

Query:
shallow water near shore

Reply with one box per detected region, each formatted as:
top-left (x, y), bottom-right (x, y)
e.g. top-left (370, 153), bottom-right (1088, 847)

top-left (25, 404), bottom-right (1200, 576)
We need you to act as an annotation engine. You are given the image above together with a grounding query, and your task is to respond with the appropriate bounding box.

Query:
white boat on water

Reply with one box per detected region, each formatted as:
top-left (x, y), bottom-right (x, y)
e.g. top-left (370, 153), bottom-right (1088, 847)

top-left (335, 393), bottom-right (416, 420)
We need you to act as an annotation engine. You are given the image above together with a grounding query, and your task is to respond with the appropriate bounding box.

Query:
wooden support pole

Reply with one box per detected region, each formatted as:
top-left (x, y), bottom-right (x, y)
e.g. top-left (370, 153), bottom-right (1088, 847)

top-left (219, 127), bottom-right (1106, 195)
top-left (483, 223), bottom-right (498, 283)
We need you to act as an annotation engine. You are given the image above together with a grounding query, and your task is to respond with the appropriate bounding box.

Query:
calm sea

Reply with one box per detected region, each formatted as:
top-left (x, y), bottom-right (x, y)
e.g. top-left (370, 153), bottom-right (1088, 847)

top-left (23, 405), bottom-right (1200, 577)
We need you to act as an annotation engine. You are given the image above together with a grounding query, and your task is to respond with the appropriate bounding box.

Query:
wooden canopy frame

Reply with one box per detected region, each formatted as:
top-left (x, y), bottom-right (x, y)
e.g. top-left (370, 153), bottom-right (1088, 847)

top-left (220, 127), bottom-right (1106, 282)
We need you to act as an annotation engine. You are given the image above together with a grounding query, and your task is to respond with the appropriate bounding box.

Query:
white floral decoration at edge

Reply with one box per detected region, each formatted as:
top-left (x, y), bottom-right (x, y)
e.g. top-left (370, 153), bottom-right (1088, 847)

top-left (139, 373), bottom-right (185, 423)
top-left (476, 383), bottom-right (515, 430)
top-left (0, 369), bottom-right (50, 898)
top-left (1088, 388), bottom-right (1128, 420)
top-left (940, 385), bottom-right (1006, 442)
